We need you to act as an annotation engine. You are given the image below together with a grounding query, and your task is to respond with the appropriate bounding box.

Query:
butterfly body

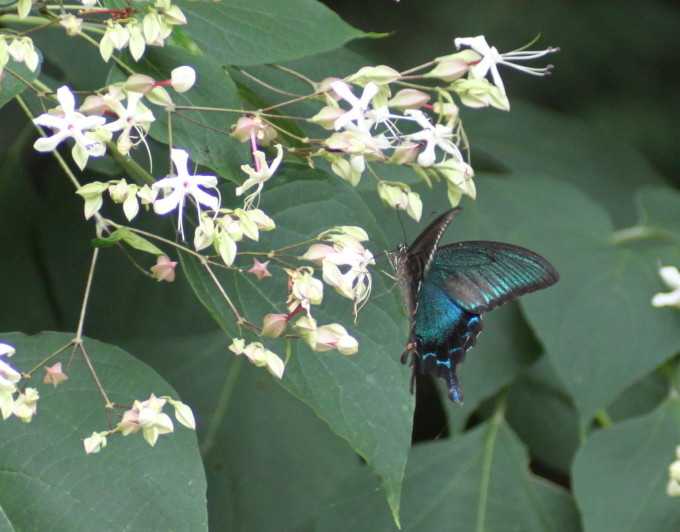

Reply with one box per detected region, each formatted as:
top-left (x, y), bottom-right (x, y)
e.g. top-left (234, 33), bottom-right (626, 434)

top-left (393, 207), bottom-right (559, 403)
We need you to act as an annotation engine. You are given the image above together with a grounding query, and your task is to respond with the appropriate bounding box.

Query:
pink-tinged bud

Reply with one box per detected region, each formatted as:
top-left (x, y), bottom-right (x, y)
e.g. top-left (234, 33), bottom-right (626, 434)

top-left (150, 255), bottom-right (177, 282)
top-left (261, 313), bottom-right (288, 338)
top-left (231, 116), bottom-right (277, 144)
top-left (309, 106), bottom-right (346, 130)
top-left (426, 58), bottom-right (470, 82)
top-left (171, 66), bottom-right (196, 93)
top-left (315, 77), bottom-right (345, 99)
top-left (387, 89), bottom-right (430, 110)
top-left (388, 140), bottom-right (420, 165)
top-left (43, 363), bottom-right (69, 388)
top-left (125, 73), bottom-right (156, 94)
top-left (300, 244), bottom-right (336, 264)
top-left (79, 95), bottom-right (108, 116)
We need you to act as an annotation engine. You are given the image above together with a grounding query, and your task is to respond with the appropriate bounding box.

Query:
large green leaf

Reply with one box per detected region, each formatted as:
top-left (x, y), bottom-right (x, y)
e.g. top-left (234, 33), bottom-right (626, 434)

top-left (312, 417), bottom-right (580, 531)
top-left (573, 398), bottom-right (680, 532)
top-left (182, 0), bottom-right (365, 66)
top-left (466, 101), bottom-right (668, 227)
top-left (180, 170), bottom-right (413, 524)
top-left (506, 356), bottom-right (580, 474)
top-left (0, 332), bottom-right (207, 531)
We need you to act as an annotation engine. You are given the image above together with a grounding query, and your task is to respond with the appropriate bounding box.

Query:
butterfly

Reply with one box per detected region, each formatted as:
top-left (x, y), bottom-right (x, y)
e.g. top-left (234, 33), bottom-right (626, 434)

top-left (392, 207), bottom-right (559, 403)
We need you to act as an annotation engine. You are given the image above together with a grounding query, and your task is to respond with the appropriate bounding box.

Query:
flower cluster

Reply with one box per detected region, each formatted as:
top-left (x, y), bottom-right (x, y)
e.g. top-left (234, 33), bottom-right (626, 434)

top-left (301, 226), bottom-right (375, 315)
top-left (302, 37), bottom-right (556, 219)
top-left (83, 394), bottom-right (195, 453)
top-left (0, 343), bottom-right (39, 423)
top-left (33, 71), bottom-right (193, 170)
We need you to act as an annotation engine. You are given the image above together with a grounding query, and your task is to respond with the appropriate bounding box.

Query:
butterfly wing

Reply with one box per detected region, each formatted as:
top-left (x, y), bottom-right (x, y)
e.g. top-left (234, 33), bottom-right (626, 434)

top-left (426, 241), bottom-right (560, 314)
top-left (413, 281), bottom-right (482, 403)
top-left (393, 208), bottom-right (559, 403)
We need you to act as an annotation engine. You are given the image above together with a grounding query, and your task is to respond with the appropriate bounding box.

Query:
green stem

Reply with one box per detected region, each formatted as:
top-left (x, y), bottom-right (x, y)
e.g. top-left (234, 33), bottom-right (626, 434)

top-left (476, 393), bottom-right (507, 532)
top-left (199, 355), bottom-right (244, 456)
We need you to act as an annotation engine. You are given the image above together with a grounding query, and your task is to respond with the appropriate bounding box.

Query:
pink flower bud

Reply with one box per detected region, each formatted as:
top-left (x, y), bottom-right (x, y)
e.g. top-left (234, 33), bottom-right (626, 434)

top-left (387, 89), bottom-right (430, 110)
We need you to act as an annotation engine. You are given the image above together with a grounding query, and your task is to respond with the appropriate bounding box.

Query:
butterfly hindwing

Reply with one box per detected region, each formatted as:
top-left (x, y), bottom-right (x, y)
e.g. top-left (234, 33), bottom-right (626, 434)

top-left (426, 241), bottom-right (560, 314)
top-left (413, 281), bottom-right (483, 403)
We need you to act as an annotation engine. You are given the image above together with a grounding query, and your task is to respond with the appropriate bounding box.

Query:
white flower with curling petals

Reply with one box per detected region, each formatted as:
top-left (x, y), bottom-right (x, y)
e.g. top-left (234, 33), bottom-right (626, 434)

top-left (33, 86), bottom-right (107, 157)
top-left (237, 144), bottom-right (283, 209)
top-left (454, 35), bottom-right (558, 94)
top-left (152, 148), bottom-right (219, 238)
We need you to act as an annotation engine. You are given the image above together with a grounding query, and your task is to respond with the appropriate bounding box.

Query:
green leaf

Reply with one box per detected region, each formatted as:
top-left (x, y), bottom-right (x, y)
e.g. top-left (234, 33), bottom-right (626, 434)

top-left (92, 227), bottom-right (164, 255)
top-left (573, 398), bottom-right (680, 532)
top-left (0, 332), bottom-right (207, 531)
top-left (467, 101), bottom-right (668, 227)
top-left (182, 0), bottom-right (364, 66)
top-left (180, 171), bottom-right (412, 525)
top-left (313, 417), bottom-right (580, 531)
top-left (507, 356), bottom-right (580, 474)
top-left (0, 59), bottom-right (41, 109)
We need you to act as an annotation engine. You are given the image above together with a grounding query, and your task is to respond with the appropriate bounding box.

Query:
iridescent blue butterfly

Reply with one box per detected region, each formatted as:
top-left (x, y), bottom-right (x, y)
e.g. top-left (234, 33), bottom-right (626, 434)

top-left (393, 207), bottom-right (559, 403)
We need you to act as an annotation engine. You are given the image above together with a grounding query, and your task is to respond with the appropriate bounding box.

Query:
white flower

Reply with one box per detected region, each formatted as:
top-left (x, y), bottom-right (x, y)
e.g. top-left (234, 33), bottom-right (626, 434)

top-left (652, 266), bottom-right (680, 308)
top-left (83, 431), bottom-right (108, 454)
top-left (152, 148), bottom-right (220, 238)
top-left (454, 35), bottom-right (558, 94)
top-left (12, 387), bottom-right (38, 422)
top-left (236, 144), bottom-right (283, 209)
top-left (103, 91), bottom-right (155, 155)
top-left (7, 37), bottom-right (39, 71)
top-left (404, 109), bottom-right (464, 168)
top-left (331, 81), bottom-right (379, 132)
top-left (303, 227), bottom-right (375, 315)
top-left (117, 394), bottom-right (174, 447)
top-left (33, 86), bottom-right (107, 168)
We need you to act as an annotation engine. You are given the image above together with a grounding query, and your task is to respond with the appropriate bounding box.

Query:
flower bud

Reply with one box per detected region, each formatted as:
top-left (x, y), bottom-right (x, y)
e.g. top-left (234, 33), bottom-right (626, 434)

top-left (387, 89), bottom-right (430, 110)
top-left (125, 73), bottom-right (156, 94)
top-left (261, 313), bottom-right (288, 338)
top-left (171, 66), bottom-right (196, 92)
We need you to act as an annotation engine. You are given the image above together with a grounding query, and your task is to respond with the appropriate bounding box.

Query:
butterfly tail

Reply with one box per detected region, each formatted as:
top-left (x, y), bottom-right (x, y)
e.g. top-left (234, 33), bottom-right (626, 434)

top-left (447, 374), bottom-right (464, 404)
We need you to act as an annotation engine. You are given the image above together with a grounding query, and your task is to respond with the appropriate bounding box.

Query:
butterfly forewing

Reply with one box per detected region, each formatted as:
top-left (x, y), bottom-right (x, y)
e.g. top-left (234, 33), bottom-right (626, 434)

top-left (426, 241), bottom-right (560, 314)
